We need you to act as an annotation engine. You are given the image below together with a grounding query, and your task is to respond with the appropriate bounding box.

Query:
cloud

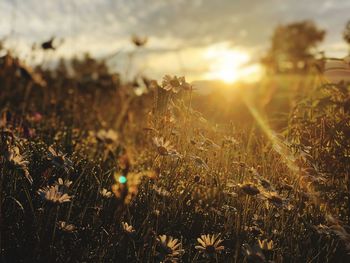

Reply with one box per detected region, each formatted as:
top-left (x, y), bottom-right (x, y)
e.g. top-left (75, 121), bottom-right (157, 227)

top-left (1, 0), bottom-right (349, 79)
top-left (1, 0), bottom-right (348, 48)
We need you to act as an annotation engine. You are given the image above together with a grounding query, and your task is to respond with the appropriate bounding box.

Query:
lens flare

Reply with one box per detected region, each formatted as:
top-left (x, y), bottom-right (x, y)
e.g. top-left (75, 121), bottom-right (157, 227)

top-left (118, 175), bottom-right (127, 184)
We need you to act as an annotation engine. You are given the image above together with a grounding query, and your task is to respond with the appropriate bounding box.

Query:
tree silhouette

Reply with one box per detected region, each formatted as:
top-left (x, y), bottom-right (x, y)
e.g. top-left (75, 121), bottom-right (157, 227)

top-left (343, 20), bottom-right (350, 54)
top-left (262, 20), bottom-right (325, 73)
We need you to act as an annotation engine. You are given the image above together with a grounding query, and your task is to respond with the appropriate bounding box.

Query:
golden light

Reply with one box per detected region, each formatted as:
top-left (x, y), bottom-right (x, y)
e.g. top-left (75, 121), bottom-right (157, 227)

top-left (202, 43), bottom-right (262, 84)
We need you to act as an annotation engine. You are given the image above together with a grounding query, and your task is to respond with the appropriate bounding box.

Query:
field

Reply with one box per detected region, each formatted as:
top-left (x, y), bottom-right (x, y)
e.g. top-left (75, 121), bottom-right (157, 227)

top-left (1, 46), bottom-right (350, 263)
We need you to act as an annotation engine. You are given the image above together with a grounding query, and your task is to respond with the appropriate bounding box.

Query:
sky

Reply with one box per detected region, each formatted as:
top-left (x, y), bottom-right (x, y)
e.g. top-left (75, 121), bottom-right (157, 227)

top-left (0, 0), bottom-right (349, 82)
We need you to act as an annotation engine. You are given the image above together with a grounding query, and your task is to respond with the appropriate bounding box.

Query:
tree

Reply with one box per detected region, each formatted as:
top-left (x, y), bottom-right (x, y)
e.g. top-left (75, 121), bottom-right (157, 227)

top-left (262, 20), bottom-right (325, 73)
top-left (343, 20), bottom-right (350, 54)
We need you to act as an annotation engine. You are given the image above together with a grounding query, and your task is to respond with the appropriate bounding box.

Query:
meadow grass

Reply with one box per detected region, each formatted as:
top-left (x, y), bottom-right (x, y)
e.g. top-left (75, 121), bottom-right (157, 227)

top-left (0, 52), bottom-right (349, 263)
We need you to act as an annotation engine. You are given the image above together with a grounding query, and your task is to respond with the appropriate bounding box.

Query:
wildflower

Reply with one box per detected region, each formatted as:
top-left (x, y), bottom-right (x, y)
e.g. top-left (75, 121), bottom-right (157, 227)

top-left (7, 146), bottom-right (33, 184)
top-left (238, 183), bottom-right (260, 196)
top-left (258, 239), bottom-right (274, 251)
top-left (96, 129), bottom-right (118, 144)
top-left (153, 137), bottom-right (176, 156)
top-left (55, 178), bottom-right (73, 188)
top-left (161, 75), bottom-right (191, 93)
top-left (121, 222), bottom-right (136, 236)
top-left (151, 79), bottom-right (172, 114)
top-left (58, 221), bottom-right (77, 233)
top-left (100, 188), bottom-right (113, 198)
top-left (242, 243), bottom-right (265, 263)
top-left (47, 146), bottom-right (73, 172)
top-left (156, 235), bottom-right (184, 262)
top-left (195, 234), bottom-right (225, 256)
top-left (37, 185), bottom-right (72, 204)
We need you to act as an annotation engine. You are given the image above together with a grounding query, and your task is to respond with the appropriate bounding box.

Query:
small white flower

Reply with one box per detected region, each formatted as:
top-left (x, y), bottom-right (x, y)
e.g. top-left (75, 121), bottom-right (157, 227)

top-left (58, 221), bottom-right (77, 233)
top-left (153, 137), bottom-right (177, 156)
top-left (121, 222), bottom-right (136, 235)
top-left (7, 147), bottom-right (33, 184)
top-left (56, 178), bottom-right (73, 188)
top-left (47, 146), bottom-right (73, 172)
top-left (157, 235), bottom-right (184, 261)
top-left (100, 188), bottom-right (113, 198)
top-left (161, 75), bottom-right (191, 93)
top-left (38, 185), bottom-right (72, 204)
top-left (195, 234), bottom-right (225, 256)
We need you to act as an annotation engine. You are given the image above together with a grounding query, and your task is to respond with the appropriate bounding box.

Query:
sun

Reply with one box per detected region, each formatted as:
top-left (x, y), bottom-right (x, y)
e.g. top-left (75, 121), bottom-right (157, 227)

top-left (203, 43), bottom-right (260, 84)
top-left (210, 58), bottom-right (242, 83)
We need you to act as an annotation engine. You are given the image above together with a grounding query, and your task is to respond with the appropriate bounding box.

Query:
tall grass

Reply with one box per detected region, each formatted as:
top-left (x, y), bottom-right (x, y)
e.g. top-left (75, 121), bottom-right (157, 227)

top-left (0, 49), bottom-right (349, 262)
